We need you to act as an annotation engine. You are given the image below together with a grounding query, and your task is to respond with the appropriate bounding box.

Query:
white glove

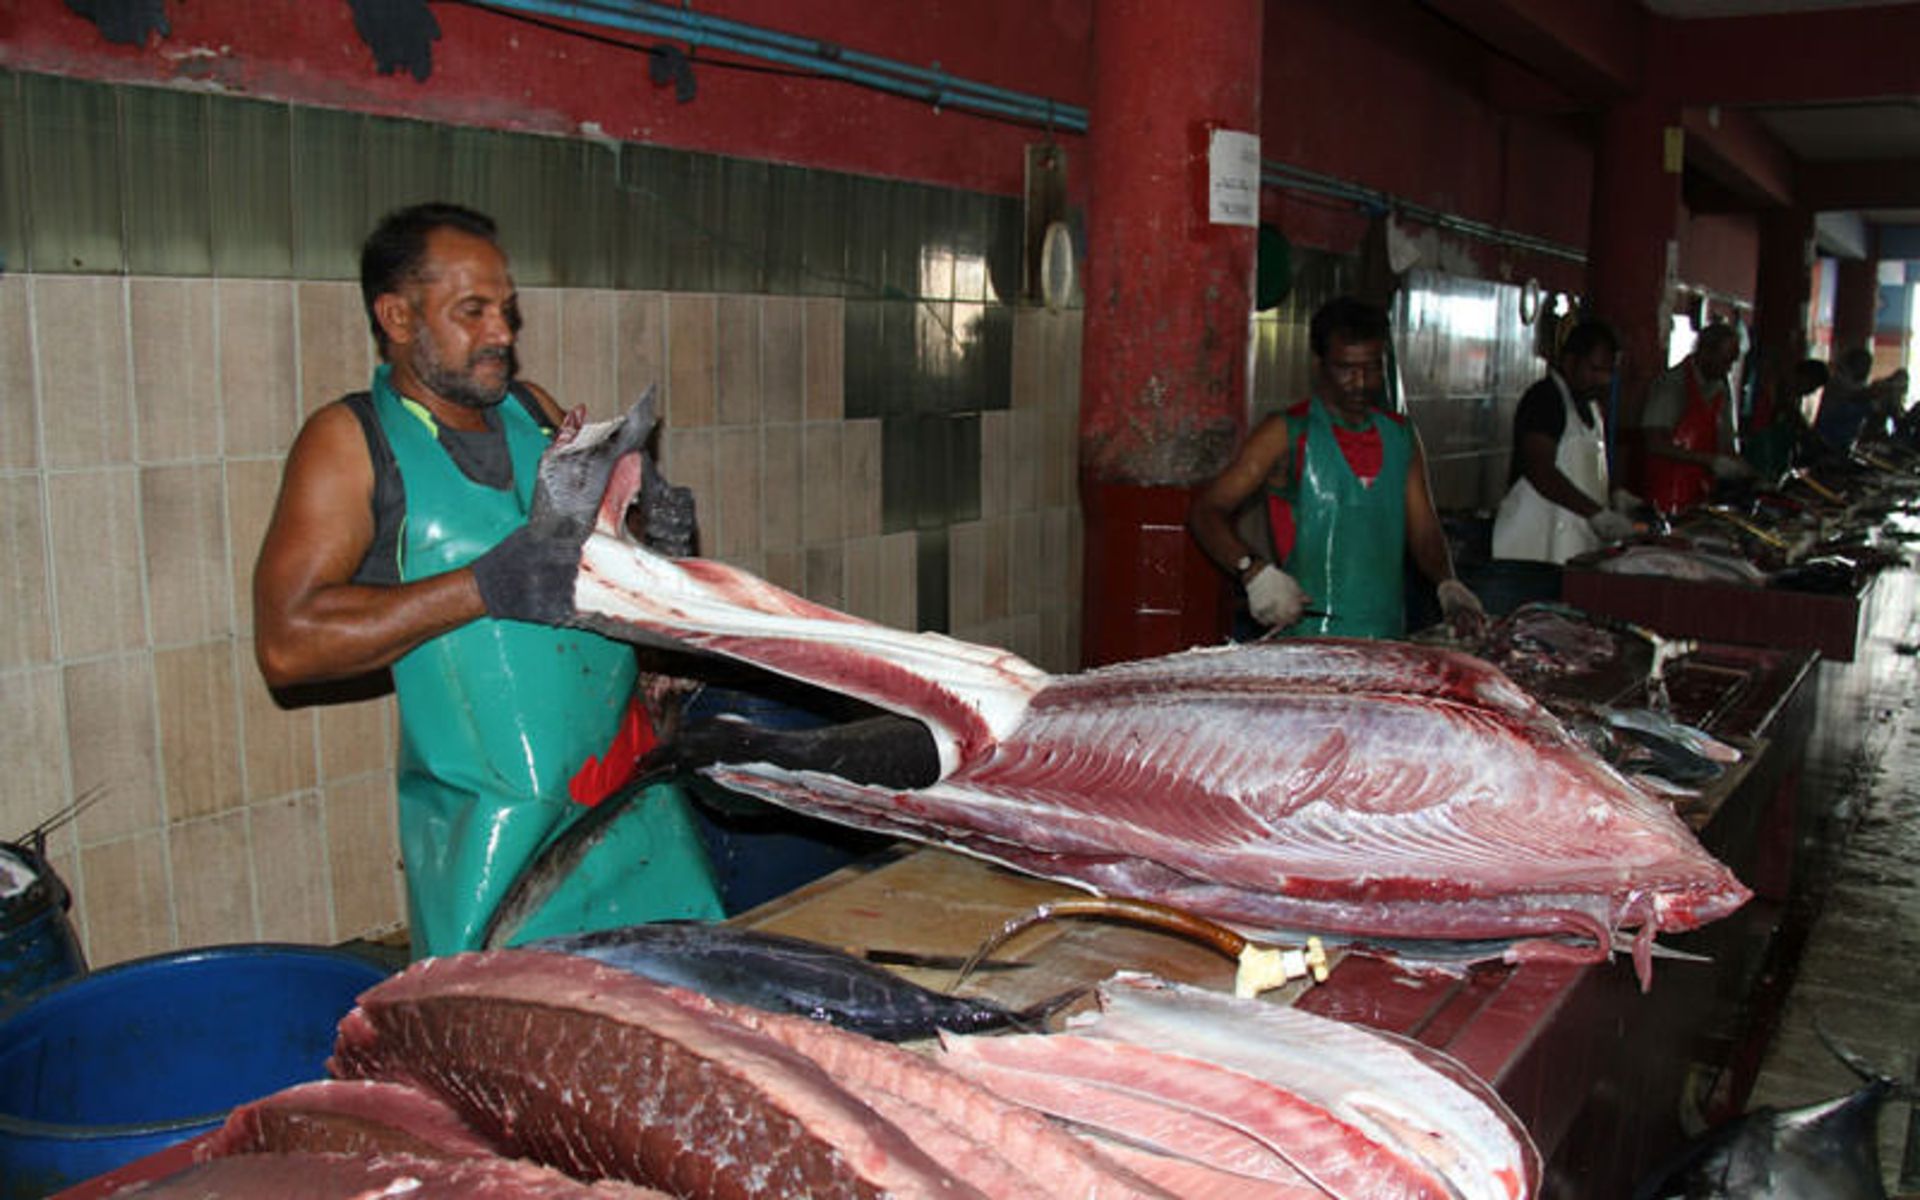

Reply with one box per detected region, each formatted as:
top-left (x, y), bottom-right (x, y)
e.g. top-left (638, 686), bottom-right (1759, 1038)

top-left (1245, 563), bottom-right (1309, 628)
top-left (1436, 578), bottom-right (1486, 636)
top-left (1710, 454), bottom-right (1755, 481)
top-left (1587, 509), bottom-right (1636, 542)
top-left (1609, 488), bottom-right (1644, 512)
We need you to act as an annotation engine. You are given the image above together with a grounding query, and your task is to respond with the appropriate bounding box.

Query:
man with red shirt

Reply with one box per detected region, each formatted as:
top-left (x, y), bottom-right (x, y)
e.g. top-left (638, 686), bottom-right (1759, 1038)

top-left (1640, 322), bottom-right (1755, 512)
top-left (1189, 297), bottom-right (1483, 640)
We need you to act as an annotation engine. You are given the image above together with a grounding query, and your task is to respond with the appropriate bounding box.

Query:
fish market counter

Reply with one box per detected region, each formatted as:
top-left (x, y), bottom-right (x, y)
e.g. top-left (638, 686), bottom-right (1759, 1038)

top-left (738, 639), bottom-right (1819, 1200)
top-left (1560, 550), bottom-right (1885, 662)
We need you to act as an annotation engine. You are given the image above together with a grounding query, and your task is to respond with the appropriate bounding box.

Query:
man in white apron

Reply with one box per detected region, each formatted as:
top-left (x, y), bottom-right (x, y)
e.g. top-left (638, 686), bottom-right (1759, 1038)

top-left (1493, 319), bottom-right (1636, 564)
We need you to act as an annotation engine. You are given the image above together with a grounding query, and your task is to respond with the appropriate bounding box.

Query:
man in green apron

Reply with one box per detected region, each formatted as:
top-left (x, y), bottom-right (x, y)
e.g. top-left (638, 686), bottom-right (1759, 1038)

top-left (1189, 297), bottom-right (1484, 641)
top-left (253, 203), bottom-right (722, 958)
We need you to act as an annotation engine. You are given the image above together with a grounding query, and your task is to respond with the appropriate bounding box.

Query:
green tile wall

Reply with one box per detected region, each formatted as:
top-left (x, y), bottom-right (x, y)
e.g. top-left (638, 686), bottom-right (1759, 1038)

top-left (123, 87), bottom-right (211, 277)
top-left (291, 106), bottom-right (369, 280)
top-left (210, 95), bottom-right (295, 278)
top-left (24, 73), bottom-right (123, 273)
top-left (0, 74), bottom-right (25, 272)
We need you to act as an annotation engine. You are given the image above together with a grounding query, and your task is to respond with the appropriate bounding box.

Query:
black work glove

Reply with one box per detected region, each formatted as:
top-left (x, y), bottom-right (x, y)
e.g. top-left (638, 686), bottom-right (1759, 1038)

top-left (635, 471), bottom-right (698, 557)
top-left (472, 389), bottom-right (690, 625)
top-left (347, 0), bottom-right (440, 82)
top-left (469, 516), bottom-right (589, 627)
top-left (64, 0), bottom-right (169, 45)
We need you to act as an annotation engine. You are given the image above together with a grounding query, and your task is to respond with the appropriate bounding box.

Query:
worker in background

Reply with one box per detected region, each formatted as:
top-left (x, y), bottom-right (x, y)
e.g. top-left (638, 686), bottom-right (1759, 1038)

top-left (252, 202), bottom-right (723, 958)
top-left (1814, 348), bottom-right (1907, 453)
top-left (1812, 347), bottom-right (1879, 452)
top-left (1743, 357), bottom-right (1828, 482)
top-left (1492, 318), bottom-right (1636, 564)
top-left (1640, 322), bottom-right (1757, 512)
top-left (1188, 296), bottom-right (1485, 641)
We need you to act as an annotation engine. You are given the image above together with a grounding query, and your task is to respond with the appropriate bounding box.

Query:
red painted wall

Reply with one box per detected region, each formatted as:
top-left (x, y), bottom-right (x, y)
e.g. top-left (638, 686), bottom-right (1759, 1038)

top-left (1679, 210), bottom-right (1760, 303)
top-left (1256, 0), bottom-right (1597, 294)
top-left (0, 0), bottom-right (1091, 197)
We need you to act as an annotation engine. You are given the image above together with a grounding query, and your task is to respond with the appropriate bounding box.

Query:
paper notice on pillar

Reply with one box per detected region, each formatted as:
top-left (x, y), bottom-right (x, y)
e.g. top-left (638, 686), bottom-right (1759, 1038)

top-left (1207, 129), bottom-right (1260, 227)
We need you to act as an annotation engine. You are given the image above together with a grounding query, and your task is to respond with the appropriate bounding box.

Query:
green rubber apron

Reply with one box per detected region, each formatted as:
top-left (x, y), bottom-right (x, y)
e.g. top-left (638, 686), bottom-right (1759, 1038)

top-left (373, 367), bottom-right (722, 957)
top-left (1269, 397), bottom-right (1412, 639)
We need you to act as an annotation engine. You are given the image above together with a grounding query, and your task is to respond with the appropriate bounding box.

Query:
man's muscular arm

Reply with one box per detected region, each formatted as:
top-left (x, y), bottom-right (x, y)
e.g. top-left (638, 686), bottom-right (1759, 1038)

top-left (252, 403), bottom-right (485, 688)
top-left (1188, 413), bottom-right (1292, 576)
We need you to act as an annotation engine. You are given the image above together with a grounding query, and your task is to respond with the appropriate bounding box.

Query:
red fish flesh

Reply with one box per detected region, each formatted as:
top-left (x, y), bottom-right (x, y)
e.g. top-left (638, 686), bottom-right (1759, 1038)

top-left (557, 403), bottom-right (1750, 983)
top-left (123, 1149), bottom-right (668, 1197)
top-left (330, 949), bottom-right (1168, 1199)
top-left (939, 974), bottom-right (1538, 1199)
top-left (198, 1078), bottom-right (506, 1162)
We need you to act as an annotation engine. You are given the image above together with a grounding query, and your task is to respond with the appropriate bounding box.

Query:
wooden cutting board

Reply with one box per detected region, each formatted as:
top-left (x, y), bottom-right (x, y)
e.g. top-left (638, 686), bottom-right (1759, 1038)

top-left (736, 845), bottom-right (1328, 1016)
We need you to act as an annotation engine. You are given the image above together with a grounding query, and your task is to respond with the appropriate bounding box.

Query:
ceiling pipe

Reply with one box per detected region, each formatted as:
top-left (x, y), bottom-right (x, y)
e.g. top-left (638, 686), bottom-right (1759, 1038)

top-left (1262, 161), bottom-right (1587, 264)
top-left (475, 0), bottom-right (1585, 265)
top-left (474, 0), bottom-right (1091, 132)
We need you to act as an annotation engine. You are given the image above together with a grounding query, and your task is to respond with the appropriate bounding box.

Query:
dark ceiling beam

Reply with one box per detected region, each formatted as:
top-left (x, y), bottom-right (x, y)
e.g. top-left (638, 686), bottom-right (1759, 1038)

top-left (1418, 0), bottom-right (1645, 103)
top-left (1664, 7), bottom-right (1920, 107)
top-left (1681, 105), bottom-right (1794, 209)
top-left (1800, 159), bottom-right (1920, 212)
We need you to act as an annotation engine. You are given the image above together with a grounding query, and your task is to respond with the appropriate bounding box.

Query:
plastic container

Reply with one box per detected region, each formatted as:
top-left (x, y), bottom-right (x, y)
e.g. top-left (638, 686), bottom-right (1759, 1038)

top-left (0, 843), bottom-right (85, 1012)
top-left (0, 943), bottom-right (389, 1199)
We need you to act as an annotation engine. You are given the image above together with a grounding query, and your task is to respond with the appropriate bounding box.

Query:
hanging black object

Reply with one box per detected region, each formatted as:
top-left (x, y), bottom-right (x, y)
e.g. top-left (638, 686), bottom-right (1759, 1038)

top-left (1255, 223), bottom-right (1292, 311)
top-left (650, 42), bottom-right (698, 104)
top-left (63, 0), bottom-right (169, 46)
top-left (348, 0), bottom-right (441, 83)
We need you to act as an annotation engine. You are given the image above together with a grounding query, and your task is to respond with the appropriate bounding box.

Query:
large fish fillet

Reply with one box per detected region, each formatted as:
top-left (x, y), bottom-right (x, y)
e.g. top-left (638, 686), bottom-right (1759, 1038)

top-left (560, 402), bottom-right (1749, 983)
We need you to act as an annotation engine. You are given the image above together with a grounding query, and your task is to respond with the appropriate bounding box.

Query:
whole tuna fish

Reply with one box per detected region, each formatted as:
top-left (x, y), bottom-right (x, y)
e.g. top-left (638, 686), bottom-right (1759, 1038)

top-left (1636, 1081), bottom-right (1900, 1199)
top-left (524, 923), bottom-right (1051, 1042)
top-left (526, 399), bottom-right (1750, 986)
top-left (1637, 1031), bottom-right (1914, 1200)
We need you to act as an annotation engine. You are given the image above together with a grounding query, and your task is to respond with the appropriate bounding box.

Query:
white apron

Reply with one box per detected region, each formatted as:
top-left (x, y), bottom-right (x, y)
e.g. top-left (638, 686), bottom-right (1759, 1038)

top-left (1492, 372), bottom-right (1609, 564)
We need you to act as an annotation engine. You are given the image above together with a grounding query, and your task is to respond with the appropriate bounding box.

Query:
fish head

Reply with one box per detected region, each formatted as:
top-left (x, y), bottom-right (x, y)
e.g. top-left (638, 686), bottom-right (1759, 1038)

top-left (532, 388), bottom-right (695, 555)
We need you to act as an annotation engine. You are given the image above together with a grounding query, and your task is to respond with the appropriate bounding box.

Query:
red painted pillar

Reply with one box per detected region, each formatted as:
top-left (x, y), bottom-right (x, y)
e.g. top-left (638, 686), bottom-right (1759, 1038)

top-left (1831, 245), bottom-right (1881, 355)
top-left (1077, 0), bottom-right (1263, 667)
top-left (1754, 206), bottom-right (1815, 390)
top-left (1585, 89), bottom-right (1684, 496)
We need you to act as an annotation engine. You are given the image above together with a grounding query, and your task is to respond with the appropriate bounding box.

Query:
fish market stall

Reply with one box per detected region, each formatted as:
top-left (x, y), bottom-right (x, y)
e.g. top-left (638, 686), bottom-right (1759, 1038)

top-left (1560, 545), bottom-right (1890, 662)
top-left (42, 405), bottom-right (1822, 1198)
top-left (1558, 460), bottom-right (1920, 663)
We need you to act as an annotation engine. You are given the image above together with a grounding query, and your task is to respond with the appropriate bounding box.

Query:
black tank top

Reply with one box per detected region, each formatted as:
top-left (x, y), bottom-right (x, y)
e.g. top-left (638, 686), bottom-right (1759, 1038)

top-left (343, 385), bottom-right (555, 586)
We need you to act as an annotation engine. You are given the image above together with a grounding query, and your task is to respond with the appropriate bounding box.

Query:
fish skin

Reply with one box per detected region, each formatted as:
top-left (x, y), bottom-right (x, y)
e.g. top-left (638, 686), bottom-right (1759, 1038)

top-left (524, 923), bottom-right (1039, 1042)
top-left (1078, 974), bottom-right (1539, 1200)
top-left (1594, 545), bottom-right (1766, 585)
top-left (534, 402), bottom-right (1749, 981)
top-left (938, 1029), bottom-right (1451, 1199)
top-left (1636, 1081), bottom-right (1895, 1200)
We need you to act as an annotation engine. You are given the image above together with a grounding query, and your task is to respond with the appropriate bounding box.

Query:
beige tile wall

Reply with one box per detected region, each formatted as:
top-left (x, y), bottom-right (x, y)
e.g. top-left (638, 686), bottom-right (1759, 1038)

top-left (0, 274), bottom-right (1085, 968)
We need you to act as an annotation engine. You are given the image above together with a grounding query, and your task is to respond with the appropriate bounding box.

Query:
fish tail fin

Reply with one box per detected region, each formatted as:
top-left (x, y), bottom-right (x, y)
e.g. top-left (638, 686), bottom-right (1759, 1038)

top-left (1011, 984), bottom-right (1095, 1031)
top-left (478, 759), bottom-right (676, 951)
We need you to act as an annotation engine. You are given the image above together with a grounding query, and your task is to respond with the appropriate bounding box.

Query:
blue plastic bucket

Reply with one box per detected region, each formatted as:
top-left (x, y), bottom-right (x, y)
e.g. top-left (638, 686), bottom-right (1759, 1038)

top-left (0, 943), bottom-right (389, 1199)
top-left (0, 844), bottom-right (85, 1012)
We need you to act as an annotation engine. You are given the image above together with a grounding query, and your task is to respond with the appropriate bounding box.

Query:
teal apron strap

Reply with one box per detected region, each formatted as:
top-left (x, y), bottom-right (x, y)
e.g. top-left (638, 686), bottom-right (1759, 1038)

top-left (372, 367), bottom-right (720, 956)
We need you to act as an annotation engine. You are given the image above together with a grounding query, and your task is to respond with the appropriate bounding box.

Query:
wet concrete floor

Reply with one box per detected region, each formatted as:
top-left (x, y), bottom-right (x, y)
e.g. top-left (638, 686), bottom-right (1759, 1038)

top-left (1745, 623), bottom-right (1920, 1193)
